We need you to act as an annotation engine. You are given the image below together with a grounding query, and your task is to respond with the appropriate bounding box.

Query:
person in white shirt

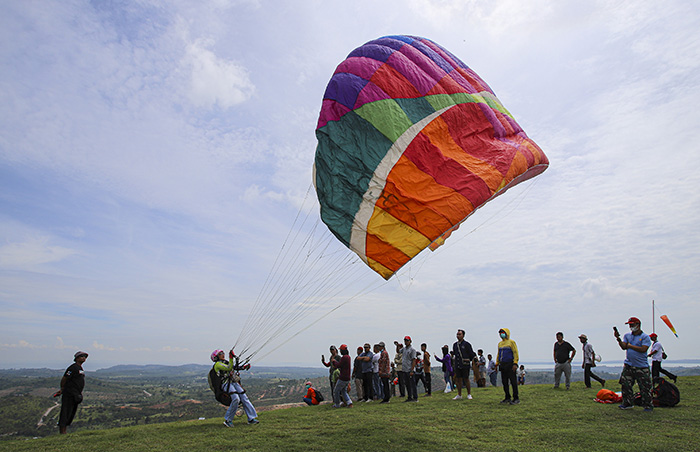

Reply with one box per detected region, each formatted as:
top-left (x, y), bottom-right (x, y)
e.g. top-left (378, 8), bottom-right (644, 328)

top-left (487, 354), bottom-right (497, 387)
top-left (372, 344), bottom-right (383, 400)
top-left (579, 334), bottom-right (605, 388)
top-left (648, 333), bottom-right (677, 382)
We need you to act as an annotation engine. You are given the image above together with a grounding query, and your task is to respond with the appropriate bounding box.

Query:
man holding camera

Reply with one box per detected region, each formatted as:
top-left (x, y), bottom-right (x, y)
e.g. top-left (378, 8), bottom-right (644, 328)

top-left (615, 316), bottom-right (653, 411)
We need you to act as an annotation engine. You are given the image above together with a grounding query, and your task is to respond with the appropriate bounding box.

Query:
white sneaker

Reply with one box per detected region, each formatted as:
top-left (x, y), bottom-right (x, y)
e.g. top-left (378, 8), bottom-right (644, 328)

top-left (467, 394), bottom-right (473, 400)
top-left (453, 395), bottom-right (462, 400)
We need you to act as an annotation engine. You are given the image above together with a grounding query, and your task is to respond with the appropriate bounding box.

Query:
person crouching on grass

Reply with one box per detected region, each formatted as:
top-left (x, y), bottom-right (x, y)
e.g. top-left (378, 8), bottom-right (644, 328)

top-left (303, 381), bottom-right (320, 405)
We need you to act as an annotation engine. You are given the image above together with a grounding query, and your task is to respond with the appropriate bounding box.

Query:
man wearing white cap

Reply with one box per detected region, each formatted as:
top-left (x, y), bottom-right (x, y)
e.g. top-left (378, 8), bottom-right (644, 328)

top-left (57, 351), bottom-right (88, 434)
top-left (579, 334), bottom-right (605, 388)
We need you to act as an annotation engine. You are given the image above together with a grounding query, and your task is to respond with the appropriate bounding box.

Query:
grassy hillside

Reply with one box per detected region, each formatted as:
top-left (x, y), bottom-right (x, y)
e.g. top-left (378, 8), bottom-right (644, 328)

top-left (0, 366), bottom-right (337, 439)
top-left (1, 377), bottom-right (698, 452)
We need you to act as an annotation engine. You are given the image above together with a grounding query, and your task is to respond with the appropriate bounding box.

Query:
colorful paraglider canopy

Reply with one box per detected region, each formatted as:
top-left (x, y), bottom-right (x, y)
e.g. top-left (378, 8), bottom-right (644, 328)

top-left (314, 35), bottom-right (549, 279)
top-left (660, 315), bottom-right (678, 337)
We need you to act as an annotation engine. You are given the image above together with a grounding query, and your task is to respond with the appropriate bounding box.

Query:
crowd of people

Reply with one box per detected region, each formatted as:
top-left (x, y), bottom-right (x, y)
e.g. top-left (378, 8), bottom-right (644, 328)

top-left (314, 328), bottom-right (523, 407)
top-left (308, 316), bottom-right (677, 412)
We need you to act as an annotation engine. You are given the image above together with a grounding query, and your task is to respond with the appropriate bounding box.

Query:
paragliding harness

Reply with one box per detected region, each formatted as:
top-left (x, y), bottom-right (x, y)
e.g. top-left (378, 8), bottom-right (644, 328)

top-left (208, 357), bottom-right (247, 406)
top-left (651, 377), bottom-right (680, 407)
top-left (633, 377), bottom-right (680, 407)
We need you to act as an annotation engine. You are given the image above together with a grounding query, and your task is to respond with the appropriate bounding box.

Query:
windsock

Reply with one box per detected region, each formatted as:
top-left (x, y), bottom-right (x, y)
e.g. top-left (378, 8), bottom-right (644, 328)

top-left (660, 315), bottom-right (678, 337)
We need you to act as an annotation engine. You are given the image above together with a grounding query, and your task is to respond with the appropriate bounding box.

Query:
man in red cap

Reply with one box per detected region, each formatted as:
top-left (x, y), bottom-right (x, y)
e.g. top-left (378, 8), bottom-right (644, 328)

top-left (648, 333), bottom-right (677, 383)
top-left (614, 316), bottom-right (653, 411)
top-left (332, 344), bottom-right (353, 408)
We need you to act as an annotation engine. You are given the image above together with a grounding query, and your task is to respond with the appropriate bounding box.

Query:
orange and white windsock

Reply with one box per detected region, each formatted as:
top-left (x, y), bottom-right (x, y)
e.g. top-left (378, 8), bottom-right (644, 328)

top-left (660, 315), bottom-right (678, 337)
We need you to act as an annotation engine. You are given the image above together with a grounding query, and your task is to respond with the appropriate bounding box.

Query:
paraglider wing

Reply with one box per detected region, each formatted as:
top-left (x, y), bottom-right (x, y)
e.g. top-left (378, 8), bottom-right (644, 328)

top-left (314, 35), bottom-right (548, 279)
top-left (660, 315), bottom-right (678, 337)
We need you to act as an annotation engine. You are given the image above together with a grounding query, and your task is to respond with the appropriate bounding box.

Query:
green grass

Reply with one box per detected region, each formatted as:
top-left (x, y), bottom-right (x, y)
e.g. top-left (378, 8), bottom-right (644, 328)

top-left (2, 378), bottom-right (699, 452)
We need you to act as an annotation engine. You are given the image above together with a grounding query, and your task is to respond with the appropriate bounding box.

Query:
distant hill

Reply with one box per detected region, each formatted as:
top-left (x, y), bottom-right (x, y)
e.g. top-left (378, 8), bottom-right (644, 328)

top-left (0, 364), bottom-right (329, 380)
top-left (93, 364), bottom-right (328, 380)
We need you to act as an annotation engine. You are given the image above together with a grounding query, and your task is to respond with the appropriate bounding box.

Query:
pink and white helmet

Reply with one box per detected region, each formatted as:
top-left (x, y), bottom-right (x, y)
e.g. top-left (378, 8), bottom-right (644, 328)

top-left (211, 349), bottom-right (224, 362)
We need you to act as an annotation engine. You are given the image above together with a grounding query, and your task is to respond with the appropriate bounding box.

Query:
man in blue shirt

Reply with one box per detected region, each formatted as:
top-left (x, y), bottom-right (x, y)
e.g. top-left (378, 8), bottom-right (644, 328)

top-left (615, 316), bottom-right (653, 411)
top-left (358, 343), bottom-right (375, 401)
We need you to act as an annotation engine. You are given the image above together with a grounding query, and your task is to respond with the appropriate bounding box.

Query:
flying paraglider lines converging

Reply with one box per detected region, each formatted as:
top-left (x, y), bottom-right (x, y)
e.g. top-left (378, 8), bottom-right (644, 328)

top-left (232, 190), bottom-right (390, 361)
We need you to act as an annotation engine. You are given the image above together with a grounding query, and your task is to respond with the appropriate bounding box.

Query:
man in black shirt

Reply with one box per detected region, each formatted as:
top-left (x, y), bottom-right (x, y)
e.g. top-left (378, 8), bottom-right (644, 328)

top-left (452, 329), bottom-right (476, 400)
top-left (57, 351), bottom-right (88, 434)
top-left (553, 332), bottom-right (575, 389)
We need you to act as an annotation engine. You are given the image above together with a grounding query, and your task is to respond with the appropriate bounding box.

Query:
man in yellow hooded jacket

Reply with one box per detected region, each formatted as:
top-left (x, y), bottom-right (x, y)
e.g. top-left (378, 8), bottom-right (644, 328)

top-left (495, 328), bottom-right (520, 405)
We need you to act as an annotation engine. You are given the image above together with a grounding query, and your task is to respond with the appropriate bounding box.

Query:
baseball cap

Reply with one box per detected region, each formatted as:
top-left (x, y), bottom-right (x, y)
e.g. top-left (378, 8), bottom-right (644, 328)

top-left (339, 344), bottom-right (348, 351)
top-left (378, 341), bottom-right (385, 347)
top-left (649, 333), bottom-right (658, 339)
top-left (74, 351), bottom-right (88, 359)
top-left (625, 317), bottom-right (641, 324)
top-left (578, 334), bottom-right (587, 340)
top-left (404, 336), bottom-right (411, 341)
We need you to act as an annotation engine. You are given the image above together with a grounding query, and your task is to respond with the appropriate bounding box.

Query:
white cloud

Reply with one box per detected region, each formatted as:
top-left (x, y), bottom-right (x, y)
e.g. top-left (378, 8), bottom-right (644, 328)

top-left (162, 346), bottom-right (190, 352)
top-left (92, 341), bottom-right (125, 352)
top-left (55, 336), bottom-right (72, 350)
top-left (0, 340), bottom-right (45, 349)
top-left (183, 39), bottom-right (255, 109)
top-left (581, 277), bottom-right (655, 300)
top-left (0, 236), bottom-right (77, 269)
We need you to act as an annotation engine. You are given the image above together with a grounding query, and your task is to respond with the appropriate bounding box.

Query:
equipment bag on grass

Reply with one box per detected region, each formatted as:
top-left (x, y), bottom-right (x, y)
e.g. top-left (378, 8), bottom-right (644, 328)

top-left (632, 378), bottom-right (680, 407)
top-left (652, 377), bottom-right (680, 407)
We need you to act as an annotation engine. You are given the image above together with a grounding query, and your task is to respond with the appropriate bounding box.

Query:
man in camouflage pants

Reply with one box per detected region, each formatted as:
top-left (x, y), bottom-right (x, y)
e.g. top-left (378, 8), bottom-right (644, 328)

top-left (615, 316), bottom-right (653, 411)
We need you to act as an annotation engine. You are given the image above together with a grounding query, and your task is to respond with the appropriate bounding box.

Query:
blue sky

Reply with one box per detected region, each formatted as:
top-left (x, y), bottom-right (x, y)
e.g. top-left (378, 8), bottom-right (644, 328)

top-left (1, 0), bottom-right (699, 370)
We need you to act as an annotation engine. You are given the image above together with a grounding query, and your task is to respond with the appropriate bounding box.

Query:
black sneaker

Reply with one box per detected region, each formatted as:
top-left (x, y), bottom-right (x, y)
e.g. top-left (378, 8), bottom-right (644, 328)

top-left (500, 398), bottom-right (511, 404)
top-left (510, 399), bottom-right (520, 405)
top-left (618, 404), bottom-right (634, 410)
